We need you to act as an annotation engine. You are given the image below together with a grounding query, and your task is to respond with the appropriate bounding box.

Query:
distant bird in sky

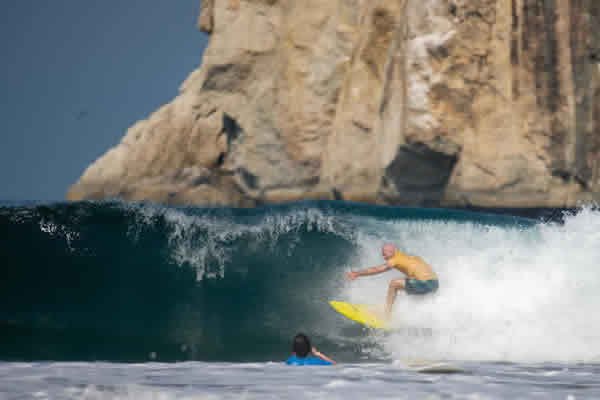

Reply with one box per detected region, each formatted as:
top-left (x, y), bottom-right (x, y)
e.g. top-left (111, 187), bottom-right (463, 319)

top-left (75, 110), bottom-right (89, 120)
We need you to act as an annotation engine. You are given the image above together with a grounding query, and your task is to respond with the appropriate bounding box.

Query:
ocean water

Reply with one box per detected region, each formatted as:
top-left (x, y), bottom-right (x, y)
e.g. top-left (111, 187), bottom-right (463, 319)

top-left (1, 200), bottom-right (599, 399)
top-left (2, 361), bottom-right (600, 400)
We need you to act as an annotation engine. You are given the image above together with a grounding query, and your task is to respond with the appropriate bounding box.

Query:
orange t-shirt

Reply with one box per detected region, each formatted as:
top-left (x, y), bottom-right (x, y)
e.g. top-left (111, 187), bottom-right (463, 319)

top-left (386, 250), bottom-right (437, 280)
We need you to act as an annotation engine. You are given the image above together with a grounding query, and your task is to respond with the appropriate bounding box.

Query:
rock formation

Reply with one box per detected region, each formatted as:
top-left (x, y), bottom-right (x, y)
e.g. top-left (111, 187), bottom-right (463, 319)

top-left (68, 0), bottom-right (600, 207)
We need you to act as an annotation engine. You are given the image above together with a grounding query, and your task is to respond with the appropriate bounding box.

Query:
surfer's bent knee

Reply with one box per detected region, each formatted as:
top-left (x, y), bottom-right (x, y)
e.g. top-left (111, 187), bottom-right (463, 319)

top-left (388, 279), bottom-right (405, 290)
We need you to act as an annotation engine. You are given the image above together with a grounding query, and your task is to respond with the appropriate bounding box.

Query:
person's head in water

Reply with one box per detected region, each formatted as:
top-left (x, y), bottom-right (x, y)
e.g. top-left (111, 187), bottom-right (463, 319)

top-left (381, 243), bottom-right (397, 260)
top-left (292, 333), bottom-right (311, 358)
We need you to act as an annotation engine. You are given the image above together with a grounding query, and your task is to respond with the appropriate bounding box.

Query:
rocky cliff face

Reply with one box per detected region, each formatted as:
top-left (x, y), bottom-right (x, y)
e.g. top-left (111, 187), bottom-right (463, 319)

top-left (68, 0), bottom-right (600, 207)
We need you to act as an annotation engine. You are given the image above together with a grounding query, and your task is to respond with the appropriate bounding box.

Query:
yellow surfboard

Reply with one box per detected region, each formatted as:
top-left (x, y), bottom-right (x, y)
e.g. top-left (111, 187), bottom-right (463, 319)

top-left (329, 300), bottom-right (389, 330)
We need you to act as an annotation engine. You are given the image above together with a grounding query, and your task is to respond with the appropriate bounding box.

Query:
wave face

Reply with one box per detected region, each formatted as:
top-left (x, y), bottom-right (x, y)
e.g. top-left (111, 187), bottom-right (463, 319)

top-left (1, 201), bottom-right (598, 363)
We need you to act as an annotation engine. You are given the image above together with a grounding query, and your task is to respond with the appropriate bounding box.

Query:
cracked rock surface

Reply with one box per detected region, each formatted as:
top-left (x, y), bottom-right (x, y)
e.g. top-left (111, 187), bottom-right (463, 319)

top-left (68, 0), bottom-right (600, 207)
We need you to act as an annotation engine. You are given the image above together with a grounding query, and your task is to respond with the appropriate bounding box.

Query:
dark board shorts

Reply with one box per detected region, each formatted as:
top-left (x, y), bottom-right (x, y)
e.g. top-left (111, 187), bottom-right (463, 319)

top-left (406, 279), bottom-right (439, 295)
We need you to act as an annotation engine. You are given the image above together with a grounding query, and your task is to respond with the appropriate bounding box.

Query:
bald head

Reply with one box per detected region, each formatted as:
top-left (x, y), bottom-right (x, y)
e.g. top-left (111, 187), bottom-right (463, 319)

top-left (381, 243), bottom-right (397, 259)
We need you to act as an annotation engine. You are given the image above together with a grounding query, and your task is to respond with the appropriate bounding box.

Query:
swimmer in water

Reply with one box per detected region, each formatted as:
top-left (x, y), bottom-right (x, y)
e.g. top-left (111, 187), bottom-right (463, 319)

top-left (285, 333), bottom-right (335, 365)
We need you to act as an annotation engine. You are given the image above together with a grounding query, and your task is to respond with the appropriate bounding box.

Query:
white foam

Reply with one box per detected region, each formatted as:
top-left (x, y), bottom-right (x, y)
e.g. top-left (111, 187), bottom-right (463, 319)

top-left (342, 208), bottom-right (600, 363)
top-left (66, 385), bottom-right (221, 400)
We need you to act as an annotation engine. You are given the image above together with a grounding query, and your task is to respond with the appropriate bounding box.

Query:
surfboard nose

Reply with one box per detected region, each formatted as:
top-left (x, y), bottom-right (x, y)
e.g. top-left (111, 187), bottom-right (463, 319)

top-left (328, 300), bottom-right (389, 330)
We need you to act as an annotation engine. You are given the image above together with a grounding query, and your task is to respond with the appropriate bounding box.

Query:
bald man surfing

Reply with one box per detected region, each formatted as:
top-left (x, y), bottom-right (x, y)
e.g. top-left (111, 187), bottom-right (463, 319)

top-left (346, 244), bottom-right (439, 319)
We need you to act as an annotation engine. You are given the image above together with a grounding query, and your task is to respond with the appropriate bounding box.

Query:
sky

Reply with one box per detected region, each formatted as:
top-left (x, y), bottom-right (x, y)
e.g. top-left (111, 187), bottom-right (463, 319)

top-left (0, 0), bottom-right (208, 201)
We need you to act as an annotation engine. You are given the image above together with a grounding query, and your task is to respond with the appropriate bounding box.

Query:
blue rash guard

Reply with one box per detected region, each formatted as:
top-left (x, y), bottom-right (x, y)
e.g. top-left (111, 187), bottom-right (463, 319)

top-left (285, 355), bottom-right (332, 366)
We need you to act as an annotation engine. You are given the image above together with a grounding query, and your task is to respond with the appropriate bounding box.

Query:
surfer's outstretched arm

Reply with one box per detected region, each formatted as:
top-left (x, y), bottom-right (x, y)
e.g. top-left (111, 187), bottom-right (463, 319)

top-left (346, 264), bottom-right (391, 280)
top-left (312, 347), bottom-right (336, 365)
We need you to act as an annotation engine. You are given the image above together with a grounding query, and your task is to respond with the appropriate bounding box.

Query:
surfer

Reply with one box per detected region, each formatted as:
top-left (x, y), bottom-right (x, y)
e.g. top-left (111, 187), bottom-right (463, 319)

top-left (346, 243), bottom-right (438, 319)
top-left (285, 333), bottom-right (335, 365)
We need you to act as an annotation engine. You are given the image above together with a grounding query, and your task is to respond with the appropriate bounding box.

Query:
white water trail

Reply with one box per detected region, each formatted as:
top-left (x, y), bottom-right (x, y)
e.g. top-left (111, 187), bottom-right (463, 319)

top-left (342, 208), bottom-right (600, 363)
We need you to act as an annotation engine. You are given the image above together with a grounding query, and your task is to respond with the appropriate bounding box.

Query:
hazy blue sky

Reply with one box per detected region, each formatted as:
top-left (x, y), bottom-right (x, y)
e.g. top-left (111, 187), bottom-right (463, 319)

top-left (0, 1), bottom-right (208, 200)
